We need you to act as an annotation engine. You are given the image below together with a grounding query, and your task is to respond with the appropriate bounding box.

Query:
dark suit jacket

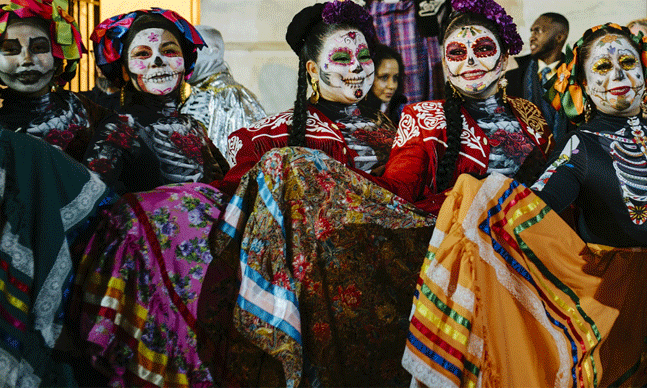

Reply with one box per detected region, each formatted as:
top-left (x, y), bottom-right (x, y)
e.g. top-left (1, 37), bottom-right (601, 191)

top-left (505, 54), bottom-right (533, 99)
top-left (504, 54), bottom-right (572, 142)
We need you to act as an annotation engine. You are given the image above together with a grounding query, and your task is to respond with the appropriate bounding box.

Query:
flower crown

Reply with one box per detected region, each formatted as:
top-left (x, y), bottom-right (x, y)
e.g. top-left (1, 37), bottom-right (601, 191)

top-left (450, 0), bottom-right (522, 55)
top-left (0, 0), bottom-right (85, 85)
top-left (545, 23), bottom-right (647, 125)
top-left (321, 0), bottom-right (376, 50)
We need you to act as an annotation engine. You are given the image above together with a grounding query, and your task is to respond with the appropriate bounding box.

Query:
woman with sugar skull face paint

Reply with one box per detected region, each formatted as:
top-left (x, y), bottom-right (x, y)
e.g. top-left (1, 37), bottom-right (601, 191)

top-left (532, 23), bottom-right (647, 246)
top-left (199, 1), bottom-right (434, 386)
top-left (75, 8), bottom-right (232, 388)
top-left (83, 9), bottom-right (229, 195)
top-left (375, 0), bottom-right (553, 215)
top-left (0, 2), bottom-right (110, 161)
top-left (216, 1), bottom-right (400, 193)
top-left (405, 22), bottom-right (647, 388)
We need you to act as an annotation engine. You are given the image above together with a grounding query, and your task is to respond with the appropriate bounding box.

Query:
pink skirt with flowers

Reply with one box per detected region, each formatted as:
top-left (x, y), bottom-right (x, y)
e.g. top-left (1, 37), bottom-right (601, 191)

top-left (76, 183), bottom-right (227, 387)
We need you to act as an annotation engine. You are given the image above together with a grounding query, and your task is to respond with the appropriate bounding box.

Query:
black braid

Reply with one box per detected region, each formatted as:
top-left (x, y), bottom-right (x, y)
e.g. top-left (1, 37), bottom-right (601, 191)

top-left (290, 54), bottom-right (310, 147)
top-left (436, 81), bottom-right (464, 192)
top-left (288, 21), bottom-right (360, 147)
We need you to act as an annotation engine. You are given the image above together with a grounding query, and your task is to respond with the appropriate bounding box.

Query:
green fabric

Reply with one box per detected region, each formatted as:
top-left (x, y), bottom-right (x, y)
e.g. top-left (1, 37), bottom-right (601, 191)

top-left (0, 131), bottom-right (111, 387)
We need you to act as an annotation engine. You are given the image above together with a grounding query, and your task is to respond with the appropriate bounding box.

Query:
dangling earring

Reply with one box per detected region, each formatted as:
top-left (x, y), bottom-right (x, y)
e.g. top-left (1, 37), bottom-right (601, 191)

top-left (180, 79), bottom-right (187, 104)
top-left (310, 78), bottom-right (320, 104)
top-left (449, 82), bottom-right (463, 101)
top-left (498, 77), bottom-right (508, 103)
top-left (584, 100), bottom-right (592, 123)
top-left (120, 85), bottom-right (126, 107)
top-left (641, 92), bottom-right (647, 119)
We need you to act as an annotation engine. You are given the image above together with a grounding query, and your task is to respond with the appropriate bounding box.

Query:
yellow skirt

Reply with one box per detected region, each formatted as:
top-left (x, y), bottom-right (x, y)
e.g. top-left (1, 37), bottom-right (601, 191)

top-left (403, 173), bottom-right (647, 388)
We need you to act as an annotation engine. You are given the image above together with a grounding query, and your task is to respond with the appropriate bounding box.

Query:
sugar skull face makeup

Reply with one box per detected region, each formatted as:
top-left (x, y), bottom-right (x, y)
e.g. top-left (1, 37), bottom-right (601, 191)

top-left (444, 25), bottom-right (505, 98)
top-left (317, 29), bottom-right (375, 104)
top-left (127, 28), bottom-right (185, 95)
top-left (0, 21), bottom-right (55, 96)
top-left (583, 34), bottom-right (645, 117)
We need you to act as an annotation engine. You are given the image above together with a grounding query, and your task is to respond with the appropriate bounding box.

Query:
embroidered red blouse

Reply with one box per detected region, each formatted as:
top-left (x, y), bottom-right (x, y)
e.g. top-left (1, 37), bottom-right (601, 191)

top-left (213, 105), bottom-right (393, 196)
top-left (379, 97), bottom-right (554, 214)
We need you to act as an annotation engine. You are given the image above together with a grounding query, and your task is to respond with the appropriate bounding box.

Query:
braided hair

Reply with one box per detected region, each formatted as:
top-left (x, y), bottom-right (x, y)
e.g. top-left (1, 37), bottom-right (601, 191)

top-left (290, 22), bottom-right (358, 146)
top-left (435, 11), bottom-right (508, 192)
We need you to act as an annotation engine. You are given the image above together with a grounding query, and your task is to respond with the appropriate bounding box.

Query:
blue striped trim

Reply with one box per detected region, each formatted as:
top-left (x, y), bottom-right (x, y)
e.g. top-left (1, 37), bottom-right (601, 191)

top-left (478, 180), bottom-right (578, 387)
top-left (237, 294), bottom-right (302, 344)
top-left (219, 194), bottom-right (245, 238)
top-left (257, 172), bottom-right (286, 238)
top-left (407, 331), bottom-right (462, 379)
top-left (238, 250), bottom-right (301, 344)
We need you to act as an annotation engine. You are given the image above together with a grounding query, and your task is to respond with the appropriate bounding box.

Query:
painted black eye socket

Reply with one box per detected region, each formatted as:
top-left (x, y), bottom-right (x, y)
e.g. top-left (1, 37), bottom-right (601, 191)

top-left (0, 44), bottom-right (20, 55)
top-left (475, 44), bottom-right (495, 52)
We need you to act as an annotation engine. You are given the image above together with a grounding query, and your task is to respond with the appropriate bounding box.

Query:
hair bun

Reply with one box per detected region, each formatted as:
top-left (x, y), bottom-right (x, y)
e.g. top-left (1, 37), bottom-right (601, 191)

top-left (285, 3), bottom-right (325, 56)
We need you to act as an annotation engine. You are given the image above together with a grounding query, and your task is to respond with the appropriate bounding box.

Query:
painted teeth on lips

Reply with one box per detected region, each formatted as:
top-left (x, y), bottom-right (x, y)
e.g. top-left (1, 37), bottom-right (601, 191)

top-left (609, 86), bottom-right (631, 96)
top-left (145, 72), bottom-right (178, 82)
top-left (342, 77), bottom-right (364, 85)
top-left (461, 70), bottom-right (485, 80)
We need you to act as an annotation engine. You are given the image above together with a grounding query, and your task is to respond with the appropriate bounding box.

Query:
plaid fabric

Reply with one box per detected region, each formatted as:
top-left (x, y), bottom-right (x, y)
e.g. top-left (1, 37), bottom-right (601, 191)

top-left (368, 1), bottom-right (444, 104)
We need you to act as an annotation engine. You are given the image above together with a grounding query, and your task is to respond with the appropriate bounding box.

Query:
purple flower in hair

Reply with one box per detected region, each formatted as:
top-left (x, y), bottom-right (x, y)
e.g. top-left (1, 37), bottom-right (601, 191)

top-left (321, 1), bottom-right (376, 48)
top-left (451, 0), bottom-right (523, 55)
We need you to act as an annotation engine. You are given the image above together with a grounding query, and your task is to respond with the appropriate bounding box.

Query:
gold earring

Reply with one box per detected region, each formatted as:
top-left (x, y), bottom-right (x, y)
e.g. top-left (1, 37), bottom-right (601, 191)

top-left (641, 93), bottom-right (647, 118)
top-left (120, 85), bottom-right (126, 107)
top-left (449, 82), bottom-right (463, 100)
top-left (180, 79), bottom-right (187, 104)
top-left (310, 78), bottom-right (320, 104)
top-left (584, 100), bottom-right (592, 123)
top-left (498, 77), bottom-right (508, 103)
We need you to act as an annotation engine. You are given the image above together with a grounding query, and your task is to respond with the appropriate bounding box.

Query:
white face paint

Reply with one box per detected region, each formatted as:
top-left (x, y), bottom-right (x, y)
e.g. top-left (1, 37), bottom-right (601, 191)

top-left (127, 28), bottom-right (185, 95)
top-left (317, 29), bottom-right (375, 104)
top-left (0, 22), bottom-right (55, 96)
top-left (583, 34), bottom-right (645, 117)
top-left (444, 25), bottom-right (504, 98)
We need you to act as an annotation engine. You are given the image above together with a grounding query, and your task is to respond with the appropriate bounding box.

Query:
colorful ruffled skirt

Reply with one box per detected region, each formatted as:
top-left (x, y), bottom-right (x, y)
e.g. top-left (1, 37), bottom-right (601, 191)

top-left (201, 147), bottom-right (436, 387)
top-left (404, 173), bottom-right (647, 388)
top-left (76, 183), bottom-right (227, 387)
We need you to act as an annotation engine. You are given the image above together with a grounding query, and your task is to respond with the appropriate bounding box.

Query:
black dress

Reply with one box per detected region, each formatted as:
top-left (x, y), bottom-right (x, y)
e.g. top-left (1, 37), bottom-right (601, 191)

top-left (532, 112), bottom-right (647, 247)
top-left (83, 91), bottom-right (216, 194)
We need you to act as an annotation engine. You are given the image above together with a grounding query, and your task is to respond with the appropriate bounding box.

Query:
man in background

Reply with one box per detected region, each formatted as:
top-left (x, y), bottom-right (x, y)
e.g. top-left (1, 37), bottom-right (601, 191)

top-left (506, 13), bottom-right (570, 142)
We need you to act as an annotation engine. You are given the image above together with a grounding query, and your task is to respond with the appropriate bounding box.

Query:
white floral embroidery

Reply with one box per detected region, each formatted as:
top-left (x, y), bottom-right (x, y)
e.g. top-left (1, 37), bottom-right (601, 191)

top-left (394, 111), bottom-right (420, 148)
top-left (460, 118), bottom-right (487, 158)
top-left (247, 110), bottom-right (293, 132)
top-left (227, 135), bottom-right (243, 166)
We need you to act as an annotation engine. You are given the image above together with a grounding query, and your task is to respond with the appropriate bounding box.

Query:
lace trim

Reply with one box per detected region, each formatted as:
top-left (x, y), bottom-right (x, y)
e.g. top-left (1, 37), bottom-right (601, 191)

top-left (60, 172), bottom-right (106, 231)
top-left (0, 222), bottom-right (34, 278)
top-left (0, 348), bottom-right (41, 388)
top-left (33, 240), bottom-right (70, 348)
top-left (402, 346), bottom-right (459, 388)
top-left (462, 174), bottom-right (571, 388)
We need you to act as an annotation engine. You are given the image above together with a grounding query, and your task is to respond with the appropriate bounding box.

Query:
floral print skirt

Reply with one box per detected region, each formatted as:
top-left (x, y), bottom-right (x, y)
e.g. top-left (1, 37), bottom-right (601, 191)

top-left (76, 183), bottom-right (227, 387)
top-left (201, 147), bottom-right (436, 387)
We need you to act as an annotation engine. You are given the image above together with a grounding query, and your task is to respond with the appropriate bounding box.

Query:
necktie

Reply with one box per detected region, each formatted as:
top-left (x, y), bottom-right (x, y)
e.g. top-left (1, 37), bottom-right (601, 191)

top-left (540, 67), bottom-right (551, 88)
